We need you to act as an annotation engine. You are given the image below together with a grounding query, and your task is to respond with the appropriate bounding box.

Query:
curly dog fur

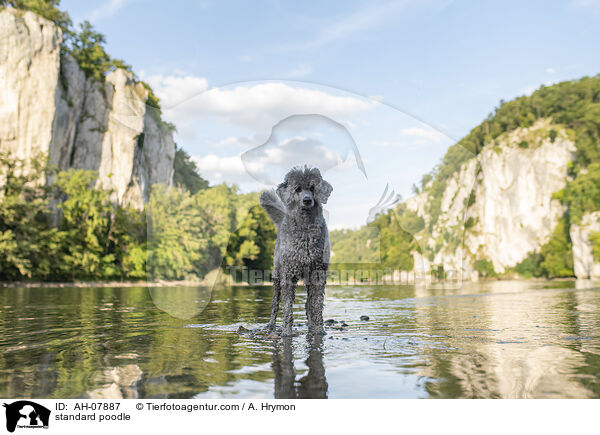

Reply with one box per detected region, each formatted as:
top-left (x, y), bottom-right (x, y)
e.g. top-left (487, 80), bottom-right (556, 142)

top-left (260, 166), bottom-right (332, 336)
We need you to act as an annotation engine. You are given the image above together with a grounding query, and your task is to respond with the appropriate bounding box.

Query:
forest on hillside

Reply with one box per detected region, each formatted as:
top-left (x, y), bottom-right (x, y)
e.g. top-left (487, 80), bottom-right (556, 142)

top-left (0, 150), bottom-right (276, 281)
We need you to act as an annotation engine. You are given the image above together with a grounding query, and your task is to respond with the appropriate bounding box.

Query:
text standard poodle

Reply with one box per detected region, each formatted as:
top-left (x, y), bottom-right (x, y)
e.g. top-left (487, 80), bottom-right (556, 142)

top-left (260, 166), bottom-right (333, 336)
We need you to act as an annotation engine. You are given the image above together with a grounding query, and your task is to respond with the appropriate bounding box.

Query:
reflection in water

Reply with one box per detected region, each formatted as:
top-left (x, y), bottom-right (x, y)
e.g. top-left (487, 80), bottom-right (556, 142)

top-left (86, 364), bottom-right (143, 399)
top-left (149, 286), bottom-right (212, 320)
top-left (0, 282), bottom-right (599, 398)
top-left (272, 337), bottom-right (327, 399)
top-left (413, 281), bottom-right (599, 398)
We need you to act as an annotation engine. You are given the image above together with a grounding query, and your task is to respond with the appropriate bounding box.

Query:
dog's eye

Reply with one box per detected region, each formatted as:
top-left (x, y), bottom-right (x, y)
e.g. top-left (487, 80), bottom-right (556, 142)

top-left (310, 185), bottom-right (315, 192)
top-left (295, 186), bottom-right (302, 193)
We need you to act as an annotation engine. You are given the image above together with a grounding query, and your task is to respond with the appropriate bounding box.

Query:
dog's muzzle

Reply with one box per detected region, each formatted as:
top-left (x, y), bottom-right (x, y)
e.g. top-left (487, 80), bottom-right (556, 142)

top-left (302, 195), bottom-right (314, 207)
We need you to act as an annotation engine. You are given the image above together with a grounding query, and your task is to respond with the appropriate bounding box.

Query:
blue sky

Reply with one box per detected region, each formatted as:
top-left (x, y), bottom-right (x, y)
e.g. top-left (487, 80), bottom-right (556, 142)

top-left (62, 0), bottom-right (600, 228)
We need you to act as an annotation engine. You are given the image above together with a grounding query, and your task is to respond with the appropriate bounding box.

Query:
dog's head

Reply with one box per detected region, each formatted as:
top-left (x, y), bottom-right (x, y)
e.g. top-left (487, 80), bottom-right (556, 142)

top-left (276, 166), bottom-right (332, 211)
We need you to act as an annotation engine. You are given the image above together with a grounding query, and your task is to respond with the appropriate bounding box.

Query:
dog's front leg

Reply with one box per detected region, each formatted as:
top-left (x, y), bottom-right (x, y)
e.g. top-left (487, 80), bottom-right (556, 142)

top-left (281, 278), bottom-right (297, 337)
top-left (265, 276), bottom-right (281, 331)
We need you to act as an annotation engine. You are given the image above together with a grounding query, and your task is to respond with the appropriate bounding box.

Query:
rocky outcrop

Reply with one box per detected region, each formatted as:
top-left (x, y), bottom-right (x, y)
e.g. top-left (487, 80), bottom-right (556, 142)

top-left (407, 119), bottom-right (575, 278)
top-left (0, 9), bottom-right (174, 208)
top-left (570, 211), bottom-right (600, 280)
top-left (0, 9), bottom-right (60, 163)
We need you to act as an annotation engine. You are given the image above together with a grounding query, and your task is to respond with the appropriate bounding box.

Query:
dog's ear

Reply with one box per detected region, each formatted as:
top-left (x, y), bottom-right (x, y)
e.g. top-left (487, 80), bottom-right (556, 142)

top-left (316, 179), bottom-right (333, 204)
top-left (276, 181), bottom-right (290, 204)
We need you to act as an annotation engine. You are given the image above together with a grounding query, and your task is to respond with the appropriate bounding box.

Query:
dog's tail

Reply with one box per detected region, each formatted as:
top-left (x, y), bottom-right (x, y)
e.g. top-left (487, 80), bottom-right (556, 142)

top-left (260, 189), bottom-right (286, 228)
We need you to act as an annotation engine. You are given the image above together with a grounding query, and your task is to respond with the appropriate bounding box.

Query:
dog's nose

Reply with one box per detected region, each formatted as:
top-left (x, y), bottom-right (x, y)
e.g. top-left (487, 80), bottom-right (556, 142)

top-left (302, 195), bottom-right (313, 206)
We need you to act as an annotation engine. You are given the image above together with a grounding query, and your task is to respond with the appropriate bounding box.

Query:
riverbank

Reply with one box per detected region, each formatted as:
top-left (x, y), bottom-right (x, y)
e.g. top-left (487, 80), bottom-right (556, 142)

top-left (0, 276), bottom-right (584, 289)
top-left (0, 280), bottom-right (207, 288)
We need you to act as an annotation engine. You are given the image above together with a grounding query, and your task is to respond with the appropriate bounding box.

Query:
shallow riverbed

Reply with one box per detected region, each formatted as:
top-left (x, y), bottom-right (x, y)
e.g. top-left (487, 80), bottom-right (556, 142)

top-left (1, 280), bottom-right (599, 398)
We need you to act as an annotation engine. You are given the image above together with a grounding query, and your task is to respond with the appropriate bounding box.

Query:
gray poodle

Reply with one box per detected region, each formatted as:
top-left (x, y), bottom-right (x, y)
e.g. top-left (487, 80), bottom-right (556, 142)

top-left (260, 166), bottom-right (333, 336)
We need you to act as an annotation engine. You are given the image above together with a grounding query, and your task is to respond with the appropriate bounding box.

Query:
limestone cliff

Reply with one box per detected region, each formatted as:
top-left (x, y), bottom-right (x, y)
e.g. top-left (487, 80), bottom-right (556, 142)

top-left (406, 118), bottom-right (600, 280)
top-left (0, 9), bottom-right (174, 208)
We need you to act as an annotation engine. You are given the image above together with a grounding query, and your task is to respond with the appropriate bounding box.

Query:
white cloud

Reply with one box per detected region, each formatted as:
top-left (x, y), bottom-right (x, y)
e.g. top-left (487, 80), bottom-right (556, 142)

top-left (400, 127), bottom-right (446, 144)
top-left (141, 74), bottom-right (375, 131)
top-left (255, 136), bottom-right (346, 173)
top-left (546, 67), bottom-right (556, 74)
top-left (193, 137), bottom-right (358, 187)
top-left (141, 76), bottom-right (374, 186)
top-left (140, 72), bottom-right (209, 108)
top-left (240, 114), bottom-right (367, 185)
top-left (191, 154), bottom-right (252, 185)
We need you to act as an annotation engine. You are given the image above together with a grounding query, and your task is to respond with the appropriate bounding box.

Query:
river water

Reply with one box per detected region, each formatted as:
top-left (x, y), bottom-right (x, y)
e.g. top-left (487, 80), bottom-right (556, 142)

top-left (1, 281), bottom-right (599, 398)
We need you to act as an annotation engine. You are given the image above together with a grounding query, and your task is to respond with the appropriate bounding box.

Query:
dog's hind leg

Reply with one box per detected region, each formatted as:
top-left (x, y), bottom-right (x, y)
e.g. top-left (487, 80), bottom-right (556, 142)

top-left (281, 278), bottom-right (297, 337)
top-left (306, 270), bottom-right (327, 335)
top-left (265, 276), bottom-right (281, 331)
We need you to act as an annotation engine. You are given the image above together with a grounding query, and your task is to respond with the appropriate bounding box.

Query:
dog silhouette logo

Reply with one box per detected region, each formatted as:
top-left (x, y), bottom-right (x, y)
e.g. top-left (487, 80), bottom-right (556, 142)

top-left (2, 401), bottom-right (50, 433)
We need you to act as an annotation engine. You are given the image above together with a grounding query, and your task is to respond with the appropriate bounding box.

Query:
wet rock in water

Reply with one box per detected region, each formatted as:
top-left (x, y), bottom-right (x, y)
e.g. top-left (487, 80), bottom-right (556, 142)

top-left (324, 319), bottom-right (338, 326)
top-left (237, 326), bottom-right (253, 335)
top-left (360, 315), bottom-right (370, 321)
top-left (333, 322), bottom-right (349, 331)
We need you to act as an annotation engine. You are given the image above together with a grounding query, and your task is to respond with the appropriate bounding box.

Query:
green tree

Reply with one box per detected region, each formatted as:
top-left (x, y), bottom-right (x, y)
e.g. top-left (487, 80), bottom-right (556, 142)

top-left (591, 231), bottom-right (600, 262)
top-left (0, 152), bottom-right (58, 279)
top-left (224, 205), bottom-right (276, 273)
top-left (173, 146), bottom-right (209, 194)
top-left (53, 170), bottom-right (121, 279)
top-left (515, 252), bottom-right (544, 278)
top-left (554, 163), bottom-right (600, 225)
top-left (376, 208), bottom-right (421, 270)
top-left (0, 0), bottom-right (71, 32)
top-left (107, 205), bottom-right (147, 279)
top-left (0, 153), bottom-right (149, 281)
top-left (196, 184), bottom-right (238, 253)
top-left (473, 258), bottom-right (497, 278)
top-left (69, 20), bottom-right (111, 81)
top-left (540, 218), bottom-right (574, 278)
top-left (146, 184), bottom-right (214, 280)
